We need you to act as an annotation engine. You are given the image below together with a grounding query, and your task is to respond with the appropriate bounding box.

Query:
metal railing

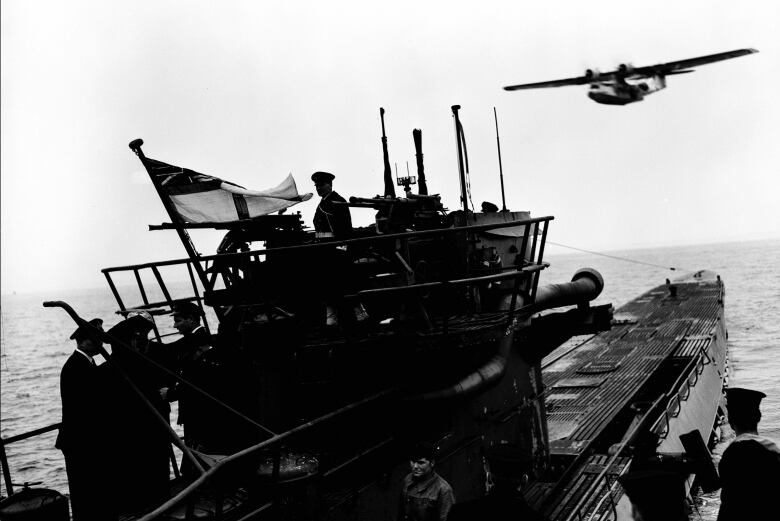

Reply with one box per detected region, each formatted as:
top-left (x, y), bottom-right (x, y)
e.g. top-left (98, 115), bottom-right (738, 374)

top-left (101, 216), bottom-right (553, 325)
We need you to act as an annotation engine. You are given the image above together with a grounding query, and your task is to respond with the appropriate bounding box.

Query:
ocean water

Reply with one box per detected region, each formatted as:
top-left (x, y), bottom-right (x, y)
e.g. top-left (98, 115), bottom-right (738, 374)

top-left (2, 238), bottom-right (779, 519)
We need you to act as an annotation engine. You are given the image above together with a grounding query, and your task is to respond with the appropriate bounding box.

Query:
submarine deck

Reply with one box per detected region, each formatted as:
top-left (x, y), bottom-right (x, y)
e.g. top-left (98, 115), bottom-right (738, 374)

top-left (528, 270), bottom-right (726, 520)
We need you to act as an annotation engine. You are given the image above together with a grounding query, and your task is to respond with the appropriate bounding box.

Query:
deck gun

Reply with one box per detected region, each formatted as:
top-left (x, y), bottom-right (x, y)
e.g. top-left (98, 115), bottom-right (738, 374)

top-left (341, 193), bottom-right (444, 234)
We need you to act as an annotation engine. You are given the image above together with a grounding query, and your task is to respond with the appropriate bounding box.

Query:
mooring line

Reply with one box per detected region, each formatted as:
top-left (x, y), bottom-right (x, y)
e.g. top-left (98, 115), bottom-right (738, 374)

top-left (547, 241), bottom-right (687, 272)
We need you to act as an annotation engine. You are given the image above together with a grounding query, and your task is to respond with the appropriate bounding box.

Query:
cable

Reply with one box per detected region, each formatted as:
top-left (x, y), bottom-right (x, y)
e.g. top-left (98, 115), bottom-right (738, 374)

top-left (547, 241), bottom-right (690, 272)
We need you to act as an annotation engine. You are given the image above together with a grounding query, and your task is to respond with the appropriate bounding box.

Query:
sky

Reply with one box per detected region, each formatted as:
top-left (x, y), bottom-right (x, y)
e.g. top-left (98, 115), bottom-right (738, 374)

top-left (2, 0), bottom-right (779, 294)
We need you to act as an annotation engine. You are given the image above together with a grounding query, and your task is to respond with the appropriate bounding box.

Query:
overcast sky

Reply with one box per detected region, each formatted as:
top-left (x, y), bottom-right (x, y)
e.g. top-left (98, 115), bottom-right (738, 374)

top-left (2, 0), bottom-right (778, 293)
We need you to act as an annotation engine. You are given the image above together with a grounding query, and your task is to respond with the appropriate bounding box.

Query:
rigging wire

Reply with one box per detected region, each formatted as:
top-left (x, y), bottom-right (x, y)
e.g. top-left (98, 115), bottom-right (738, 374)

top-left (546, 241), bottom-right (692, 273)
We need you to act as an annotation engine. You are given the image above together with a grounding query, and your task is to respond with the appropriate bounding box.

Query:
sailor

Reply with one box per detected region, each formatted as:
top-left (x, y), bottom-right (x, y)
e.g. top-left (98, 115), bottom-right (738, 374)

top-left (617, 469), bottom-right (689, 521)
top-left (55, 318), bottom-right (117, 521)
top-left (105, 312), bottom-right (172, 512)
top-left (160, 302), bottom-right (211, 449)
top-left (163, 301), bottom-right (256, 459)
top-left (447, 444), bottom-right (547, 521)
top-left (312, 171), bottom-right (352, 240)
top-left (310, 171), bottom-right (368, 326)
top-left (717, 387), bottom-right (780, 521)
top-left (480, 201), bottom-right (499, 213)
top-left (399, 442), bottom-right (455, 521)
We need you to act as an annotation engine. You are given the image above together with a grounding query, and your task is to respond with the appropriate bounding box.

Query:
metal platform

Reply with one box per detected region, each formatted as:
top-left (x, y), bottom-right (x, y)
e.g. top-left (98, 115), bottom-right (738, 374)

top-left (530, 272), bottom-right (726, 521)
top-left (542, 274), bottom-right (723, 456)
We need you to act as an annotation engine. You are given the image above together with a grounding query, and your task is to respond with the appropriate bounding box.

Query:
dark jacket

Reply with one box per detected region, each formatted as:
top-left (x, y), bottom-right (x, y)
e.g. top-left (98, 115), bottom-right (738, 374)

top-left (718, 434), bottom-right (780, 521)
top-left (399, 471), bottom-right (455, 521)
top-left (56, 350), bottom-right (116, 521)
top-left (313, 191), bottom-right (352, 239)
top-left (56, 351), bottom-right (108, 452)
top-left (106, 340), bottom-right (174, 512)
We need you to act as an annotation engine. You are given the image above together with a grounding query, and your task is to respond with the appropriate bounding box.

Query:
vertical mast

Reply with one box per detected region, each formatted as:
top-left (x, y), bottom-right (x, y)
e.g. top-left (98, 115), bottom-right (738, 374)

top-left (413, 129), bottom-right (428, 195)
top-left (494, 107), bottom-right (508, 212)
top-left (451, 105), bottom-right (469, 213)
top-left (380, 108), bottom-right (396, 198)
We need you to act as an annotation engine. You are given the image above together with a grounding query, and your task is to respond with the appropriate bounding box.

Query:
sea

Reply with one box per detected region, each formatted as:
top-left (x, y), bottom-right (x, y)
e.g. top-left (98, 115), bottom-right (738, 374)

top-left (2, 237), bottom-right (779, 520)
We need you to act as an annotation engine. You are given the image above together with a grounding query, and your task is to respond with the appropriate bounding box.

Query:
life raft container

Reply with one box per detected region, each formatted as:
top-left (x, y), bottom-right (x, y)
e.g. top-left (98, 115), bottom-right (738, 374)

top-left (0, 487), bottom-right (69, 521)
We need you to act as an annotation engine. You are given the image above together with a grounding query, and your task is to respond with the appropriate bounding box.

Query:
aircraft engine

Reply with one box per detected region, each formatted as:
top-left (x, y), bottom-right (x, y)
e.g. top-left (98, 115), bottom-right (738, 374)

top-left (617, 63), bottom-right (634, 74)
top-left (584, 68), bottom-right (601, 80)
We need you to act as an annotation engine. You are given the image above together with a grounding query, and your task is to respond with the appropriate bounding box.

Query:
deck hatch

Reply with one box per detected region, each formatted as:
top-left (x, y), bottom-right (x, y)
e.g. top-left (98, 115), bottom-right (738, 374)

top-left (552, 377), bottom-right (606, 388)
top-left (576, 361), bottom-right (620, 374)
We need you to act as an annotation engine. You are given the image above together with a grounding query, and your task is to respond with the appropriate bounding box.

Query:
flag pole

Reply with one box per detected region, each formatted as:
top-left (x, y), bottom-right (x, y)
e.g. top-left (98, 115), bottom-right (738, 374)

top-left (128, 139), bottom-right (218, 320)
top-left (493, 107), bottom-right (508, 212)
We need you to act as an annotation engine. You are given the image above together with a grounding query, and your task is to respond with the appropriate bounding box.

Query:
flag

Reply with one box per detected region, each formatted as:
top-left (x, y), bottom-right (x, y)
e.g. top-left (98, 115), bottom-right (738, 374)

top-left (145, 158), bottom-right (312, 223)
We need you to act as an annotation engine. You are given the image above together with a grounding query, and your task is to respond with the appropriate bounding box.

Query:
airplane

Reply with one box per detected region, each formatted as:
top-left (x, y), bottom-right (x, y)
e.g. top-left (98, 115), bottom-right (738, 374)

top-left (503, 48), bottom-right (758, 105)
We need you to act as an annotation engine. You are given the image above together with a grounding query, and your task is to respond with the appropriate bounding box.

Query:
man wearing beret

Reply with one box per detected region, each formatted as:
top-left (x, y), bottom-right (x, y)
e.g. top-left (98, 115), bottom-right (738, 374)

top-left (311, 171), bottom-right (352, 240)
top-left (717, 387), bottom-right (780, 521)
top-left (105, 313), bottom-right (172, 512)
top-left (55, 318), bottom-right (117, 520)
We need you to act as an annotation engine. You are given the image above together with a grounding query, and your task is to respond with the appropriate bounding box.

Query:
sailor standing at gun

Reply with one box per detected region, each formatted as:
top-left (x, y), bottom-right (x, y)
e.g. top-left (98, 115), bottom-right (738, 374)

top-left (311, 171), bottom-right (352, 240)
top-left (311, 171), bottom-right (367, 326)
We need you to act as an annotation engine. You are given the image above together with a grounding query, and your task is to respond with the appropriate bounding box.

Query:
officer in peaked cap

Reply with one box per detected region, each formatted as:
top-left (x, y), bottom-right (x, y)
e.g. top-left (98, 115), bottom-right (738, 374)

top-left (69, 317), bottom-right (105, 342)
top-left (618, 469), bottom-right (688, 521)
top-left (310, 171), bottom-right (367, 327)
top-left (170, 300), bottom-right (203, 320)
top-left (311, 171), bottom-right (352, 240)
top-left (718, 387), bottom-right (780, 521)
top-left (57, 316), bottom-right (118, 520)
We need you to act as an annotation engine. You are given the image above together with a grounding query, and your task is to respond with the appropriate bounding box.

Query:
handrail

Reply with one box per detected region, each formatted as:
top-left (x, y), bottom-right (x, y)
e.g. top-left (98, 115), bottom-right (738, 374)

top-left (137, 388), bottom-right (396, 521)
top-left (561, 337), bottom-right (710, 521)
top-left (102, 216), bottom-right (553, 274)
top-left (560, 394), bottom-right (667, 521)
top-left (0, 422), bottom-right (62, 496)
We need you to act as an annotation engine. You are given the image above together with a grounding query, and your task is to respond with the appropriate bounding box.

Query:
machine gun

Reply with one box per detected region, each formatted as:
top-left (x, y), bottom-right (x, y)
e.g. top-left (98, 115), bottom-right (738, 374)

top-left (341, 193), bottom-right (444, 234)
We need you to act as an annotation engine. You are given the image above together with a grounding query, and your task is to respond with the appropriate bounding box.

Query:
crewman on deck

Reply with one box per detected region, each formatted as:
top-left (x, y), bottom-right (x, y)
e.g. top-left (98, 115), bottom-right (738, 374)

top-left (717, 387), bottom-right (780, 521)
top-left (162, 302), bottom-right (257, 462)
top-left (447, 444), bottom-right (547, 521)
top-left (312, 171), bottom-right (352, 240)
top-left (55, 318), bottom-right (117, 521)
top-left (311, 171), bottom-right (368, 326)
top-left (399, 442), bottom-right (455, 521)
top-left (106, 312), bottom-right (172, 513)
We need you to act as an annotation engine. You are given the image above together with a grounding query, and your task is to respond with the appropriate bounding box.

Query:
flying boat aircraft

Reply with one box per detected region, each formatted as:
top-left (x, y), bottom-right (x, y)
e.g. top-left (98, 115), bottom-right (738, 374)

top-left (503, 48), bottom-right (757, 105)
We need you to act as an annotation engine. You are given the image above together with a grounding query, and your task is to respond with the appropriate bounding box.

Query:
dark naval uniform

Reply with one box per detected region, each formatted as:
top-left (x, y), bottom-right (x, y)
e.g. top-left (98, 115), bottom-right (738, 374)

top-left (717, 433), bottom-right (780, 521)
top-left (313, 190), bottom-right (352, 239)
top-left (56, 348), bottom-right (117, 520)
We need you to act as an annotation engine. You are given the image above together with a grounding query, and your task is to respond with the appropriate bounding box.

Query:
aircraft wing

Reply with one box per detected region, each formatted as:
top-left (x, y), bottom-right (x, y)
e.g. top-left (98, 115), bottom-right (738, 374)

top-left (632, 48), bottom-right (758, 76)
top-left (503, 75), bottom-right (592, 91)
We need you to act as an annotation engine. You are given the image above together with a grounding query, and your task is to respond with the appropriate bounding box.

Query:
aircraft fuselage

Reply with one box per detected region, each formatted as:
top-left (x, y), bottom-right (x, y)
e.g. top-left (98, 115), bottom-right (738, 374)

top-left (586, 75), bottom-right (666, 105)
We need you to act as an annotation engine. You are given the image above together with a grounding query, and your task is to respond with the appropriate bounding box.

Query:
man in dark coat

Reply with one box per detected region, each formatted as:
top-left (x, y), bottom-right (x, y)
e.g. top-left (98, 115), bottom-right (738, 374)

top-left (717, 387), bottom-right (780, 521)
top-left (310, 171), bottom-right (368, 326)
top-left (105, 312), bottom-right (172, 513)
top-left (163, 302), bottom-right (256, 459)
top-left (311, 171), bottom-right (352, 240)
top-left (55, 318), bottom-right (117, 521)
